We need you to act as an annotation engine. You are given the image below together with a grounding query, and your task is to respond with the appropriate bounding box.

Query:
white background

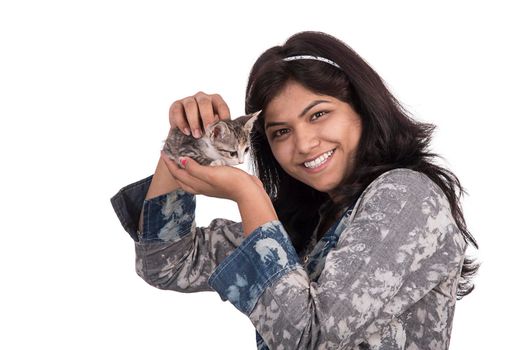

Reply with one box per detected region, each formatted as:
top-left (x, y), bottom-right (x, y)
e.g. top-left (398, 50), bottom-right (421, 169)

top-left (1, 1), bottom-right (522, 349)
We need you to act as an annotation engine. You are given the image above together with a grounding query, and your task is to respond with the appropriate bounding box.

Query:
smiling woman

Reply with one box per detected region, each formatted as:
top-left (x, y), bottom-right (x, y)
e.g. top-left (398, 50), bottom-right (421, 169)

top-left (111, 31), bottom-right (479, 349)
top-left (263, 81), bottom-right (362, 196)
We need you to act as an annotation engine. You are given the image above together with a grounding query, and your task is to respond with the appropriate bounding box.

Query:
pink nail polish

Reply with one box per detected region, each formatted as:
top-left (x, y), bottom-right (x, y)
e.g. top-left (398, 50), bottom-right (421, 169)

top-left (179, 158), bottom-right (187, 168)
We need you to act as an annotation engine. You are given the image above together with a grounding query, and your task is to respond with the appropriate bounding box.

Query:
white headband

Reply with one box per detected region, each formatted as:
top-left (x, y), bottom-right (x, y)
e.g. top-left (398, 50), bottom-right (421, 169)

top-left (282, 55), bottom-right (341, 69)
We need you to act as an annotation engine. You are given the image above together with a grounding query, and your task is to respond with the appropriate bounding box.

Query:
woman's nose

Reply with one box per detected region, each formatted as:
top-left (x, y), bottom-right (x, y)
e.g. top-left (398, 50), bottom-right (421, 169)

top-left (295, 127), bottom-right (320, 154)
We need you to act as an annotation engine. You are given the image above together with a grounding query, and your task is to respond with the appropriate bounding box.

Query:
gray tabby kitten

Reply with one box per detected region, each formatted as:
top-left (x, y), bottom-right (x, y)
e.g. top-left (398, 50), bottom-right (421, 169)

top-left (163, 111), bottom-right (260, 167)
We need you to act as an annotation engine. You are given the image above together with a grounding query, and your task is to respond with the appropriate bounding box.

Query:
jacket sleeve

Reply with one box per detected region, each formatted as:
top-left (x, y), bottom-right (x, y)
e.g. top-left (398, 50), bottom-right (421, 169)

top-left (110, 175), bottom-right (246, 293)
top-left (207, 169), bottom-right (467, 349)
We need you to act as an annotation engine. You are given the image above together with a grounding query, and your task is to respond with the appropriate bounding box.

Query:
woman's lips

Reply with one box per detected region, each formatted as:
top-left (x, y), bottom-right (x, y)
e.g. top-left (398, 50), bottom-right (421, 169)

top-left (302, 148), bottom-right (336, 173)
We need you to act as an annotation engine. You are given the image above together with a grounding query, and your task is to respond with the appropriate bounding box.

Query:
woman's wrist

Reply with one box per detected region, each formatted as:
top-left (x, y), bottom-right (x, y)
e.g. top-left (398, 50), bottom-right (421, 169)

top-left (236, 181), bottom-right (278, 236)
top-left (145, 155), bottom-right (180, 200)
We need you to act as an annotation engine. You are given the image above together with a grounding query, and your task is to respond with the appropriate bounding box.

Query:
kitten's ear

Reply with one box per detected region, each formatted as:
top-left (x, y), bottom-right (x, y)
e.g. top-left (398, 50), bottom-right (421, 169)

top-left (243, 110), bottom-right (261, 132)
top-left (207, 121), bottom-right (229, 140)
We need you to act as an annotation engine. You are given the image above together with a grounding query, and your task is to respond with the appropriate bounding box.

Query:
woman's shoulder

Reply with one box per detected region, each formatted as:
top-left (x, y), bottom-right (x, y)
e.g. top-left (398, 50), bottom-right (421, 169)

top-left (351, 167), bottom-right (450, 217)
top-left (374, 167), bottom-right (434, 186)
top-left (350, 168), bottom-right (466, 250)
top-left (365, 168), bottom-right (443, 199)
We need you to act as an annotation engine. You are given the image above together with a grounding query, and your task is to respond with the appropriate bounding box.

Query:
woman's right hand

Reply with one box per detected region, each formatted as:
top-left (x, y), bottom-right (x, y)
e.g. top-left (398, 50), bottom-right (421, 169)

top-left (169, 92), bottom-right (231, 138)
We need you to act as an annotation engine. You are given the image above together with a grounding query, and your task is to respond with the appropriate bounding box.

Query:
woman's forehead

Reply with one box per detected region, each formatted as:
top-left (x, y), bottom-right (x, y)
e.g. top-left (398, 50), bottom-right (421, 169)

top-left (264, 81), bottom-right (333, 120)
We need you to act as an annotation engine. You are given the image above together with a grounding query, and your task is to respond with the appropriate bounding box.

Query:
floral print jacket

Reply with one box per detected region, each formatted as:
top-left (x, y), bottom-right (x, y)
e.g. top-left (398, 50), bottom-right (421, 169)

top-left (110, 168), bottom-right (467, 349)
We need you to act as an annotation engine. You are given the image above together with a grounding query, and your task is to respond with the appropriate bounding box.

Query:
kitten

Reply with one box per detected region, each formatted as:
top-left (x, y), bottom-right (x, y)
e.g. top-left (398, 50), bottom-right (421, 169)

top-left (162, 111), bottom-right (260, 167)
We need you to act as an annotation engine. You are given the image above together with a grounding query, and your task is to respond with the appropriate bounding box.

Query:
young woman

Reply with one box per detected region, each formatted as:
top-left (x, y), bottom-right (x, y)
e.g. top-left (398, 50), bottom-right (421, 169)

top-left (111, 31), bottom-right (478, 349)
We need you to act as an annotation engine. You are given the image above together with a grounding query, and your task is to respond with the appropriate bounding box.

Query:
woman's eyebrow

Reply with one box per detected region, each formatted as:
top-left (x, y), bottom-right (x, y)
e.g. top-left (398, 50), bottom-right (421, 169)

top-left (265, 99), bottom-right (331, 130)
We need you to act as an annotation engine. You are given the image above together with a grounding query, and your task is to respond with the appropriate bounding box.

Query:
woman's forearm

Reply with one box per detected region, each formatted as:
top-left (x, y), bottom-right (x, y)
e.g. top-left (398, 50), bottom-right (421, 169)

top-left (145, 156), bottom-right (180, 199)
top-left (236, 186), bottom-right (278, 237)
top-left (139, 155), bottom-right (180, 232)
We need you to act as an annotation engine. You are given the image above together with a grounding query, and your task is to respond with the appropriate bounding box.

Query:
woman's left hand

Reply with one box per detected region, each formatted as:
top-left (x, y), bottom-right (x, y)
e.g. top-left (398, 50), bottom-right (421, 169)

top-left (160, 152), bottom-right (257, 202)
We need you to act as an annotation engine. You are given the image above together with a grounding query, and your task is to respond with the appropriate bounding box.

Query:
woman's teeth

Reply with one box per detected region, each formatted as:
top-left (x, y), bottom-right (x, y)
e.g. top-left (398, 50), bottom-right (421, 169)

top-left (304, 149), bottom-right (334, 169)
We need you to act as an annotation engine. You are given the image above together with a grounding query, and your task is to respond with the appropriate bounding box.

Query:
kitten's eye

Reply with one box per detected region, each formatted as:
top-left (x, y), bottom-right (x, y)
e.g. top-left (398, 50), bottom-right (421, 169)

top-left (229, 151), bottom-right (238, 157)
top-left (311, 111), bottom-right (327, 121)
top-left (245, 147), bottom-right (249, 153)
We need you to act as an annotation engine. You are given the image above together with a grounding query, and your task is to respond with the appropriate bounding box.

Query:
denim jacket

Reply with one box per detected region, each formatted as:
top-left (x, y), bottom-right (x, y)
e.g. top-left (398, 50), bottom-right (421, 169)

top-left (110, 168), bottom-right (466, 349)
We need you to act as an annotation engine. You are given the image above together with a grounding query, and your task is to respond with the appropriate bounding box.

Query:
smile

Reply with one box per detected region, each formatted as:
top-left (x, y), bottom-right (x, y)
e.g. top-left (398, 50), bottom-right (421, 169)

top-left (303, 149), bottom-right (335, 169)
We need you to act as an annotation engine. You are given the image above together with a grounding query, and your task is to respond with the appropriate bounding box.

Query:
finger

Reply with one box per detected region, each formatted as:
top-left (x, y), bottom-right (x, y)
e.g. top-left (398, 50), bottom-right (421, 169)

top-left (181, 97), bottom-right (202, 138)
top-left (161, 153), bottom-right (211, 190)
top-left (211, 94), bottom-right (231, 121)
top-left (179, 157), bottom-right (211, 183)
top-left (160, 151), bottom-right (184, 178)
top-left (177, 167), bottom-right (211, 194)
top-left (174, 177), bottom-right (198, 195)
top-left (169, 101), bottom-right (191, 136)
top-left (195, 92), bottom-right (216, 130)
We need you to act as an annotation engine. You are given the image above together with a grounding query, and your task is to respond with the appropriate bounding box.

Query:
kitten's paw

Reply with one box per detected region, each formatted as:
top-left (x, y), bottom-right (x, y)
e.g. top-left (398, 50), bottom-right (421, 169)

top-left (210, 159), bottom-right (227, 166)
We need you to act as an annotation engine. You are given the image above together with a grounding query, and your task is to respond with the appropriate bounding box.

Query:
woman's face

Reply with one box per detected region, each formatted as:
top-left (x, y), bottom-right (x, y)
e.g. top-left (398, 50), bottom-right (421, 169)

top-left (264, 80), bottom-right (362, 197)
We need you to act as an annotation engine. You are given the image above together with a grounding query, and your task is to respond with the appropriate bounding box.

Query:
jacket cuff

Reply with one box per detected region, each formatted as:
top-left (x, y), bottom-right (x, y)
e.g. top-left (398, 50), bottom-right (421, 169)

top-left (208, 221), bottom-right (301, 315)
top-left (141, 189), bottom-right (195, 242)
top-left (110, 175), bottom-right (153, 242)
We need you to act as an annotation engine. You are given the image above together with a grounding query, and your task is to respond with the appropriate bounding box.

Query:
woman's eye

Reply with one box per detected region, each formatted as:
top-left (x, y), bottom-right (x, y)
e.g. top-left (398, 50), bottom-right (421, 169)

top-left (273, 128), bottom-right (290, 138)
top-left (311, 111), bottom-right (327, 121)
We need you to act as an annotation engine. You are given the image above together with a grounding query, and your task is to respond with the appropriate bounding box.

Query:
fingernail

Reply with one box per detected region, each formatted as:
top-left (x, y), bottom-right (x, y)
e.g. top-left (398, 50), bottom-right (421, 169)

top-left (183, 128), bottom-right (191, 136)
top-left (193, 129), bottom-right (201, 138)
top-left (179, 157), bottom-right (187, 168)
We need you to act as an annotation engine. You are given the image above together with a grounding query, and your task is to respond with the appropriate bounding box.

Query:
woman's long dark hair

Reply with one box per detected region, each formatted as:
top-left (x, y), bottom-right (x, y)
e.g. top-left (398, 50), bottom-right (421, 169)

top-left (244, 31), bottom-right (479, 299)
